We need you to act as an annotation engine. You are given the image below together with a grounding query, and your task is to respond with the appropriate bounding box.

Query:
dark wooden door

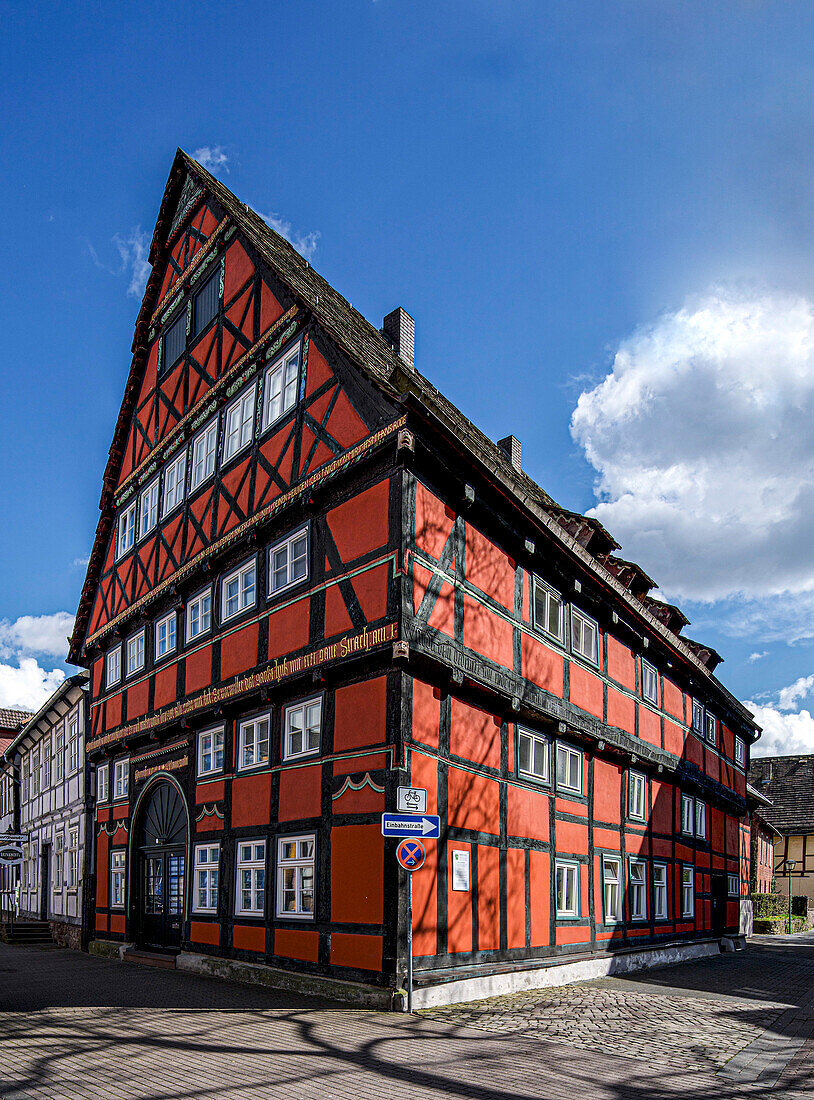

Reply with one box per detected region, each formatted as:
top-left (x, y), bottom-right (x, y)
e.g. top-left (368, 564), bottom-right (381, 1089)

top-left (711, 872), bottom-right (727, 935)
top-left (135, 781), bottom-right (188, 950)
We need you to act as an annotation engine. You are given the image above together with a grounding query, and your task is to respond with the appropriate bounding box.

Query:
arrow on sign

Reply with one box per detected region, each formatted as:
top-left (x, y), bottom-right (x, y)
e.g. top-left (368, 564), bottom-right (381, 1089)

top-left (381, 813), bottom-right (441, 839)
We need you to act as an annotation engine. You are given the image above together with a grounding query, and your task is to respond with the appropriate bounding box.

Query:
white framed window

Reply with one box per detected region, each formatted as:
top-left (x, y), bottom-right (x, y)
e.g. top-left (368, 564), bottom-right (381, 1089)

top-left (221, 559), bottom-right (257, 622)
top-left (283, 698), bottom-right (322, 761)
top-left (735, 736), bottom-right (745, 767)
top-left (163, 312), bottom-right (186, 370)
top-left (193, 843), bottom-right (220, 913)
top-left (106, 645), bottom-right (122, 689)
top-left (198, 727), bottom-right (225, 777)
top-left (692, 699), bottom-right (705, 734)
top-left (97, 763), bottom-right (109, 803)
top-left (21, 759), bottom-right (29, 802)
top-left (556, 743), bottom-right (582, 795)
top-left (653, 861), bottom-right (668, 920)
top-left (555, 860), bottom-right (580, 918)
top-left (113, 758), bottom-right (129, 801)
top-left (163, 451), bottom-right (187, 515)
top-left (628, 771), bottom-right (646, 821)
top-left (602, 855), bottom-right (622, 923)
top-left (262, 342), bottom-right (301, 431)
top-left (236, 840), bottom-right (266, 916)
top-left (728, 872), bottom-right (739, 897)
top-left (223, 383), bottom-right (257, 462)
top-left (570, 607), bottom-right (599, 665)
top-left (32, 749), bottom-right (39, 796)
top-left (139, 478), bottom-right (160, 539)
top-left (268, 527), bottom-right (309, 596)
top-left (68, 828), bottom-right (78, 888)
top-left (191, 420), bottom-right (218, 491)
top-left (68, 715), bottom-right (79, 773)
top-left (110, 849), bottom-right (126, 908)
top-left (517, 727), bottom-right (550, 783)
top-left (695, 800), bottom-right (706, 839)
top-left (532, 577), bottom-right (564, 642)
top-left (239, 714), bottom-right (271, 770)
top-left (681, 794), bottom-right (694, 836)
top-left (54, 728), bottom-right (64, 783)
top-left (629, 859), bottom-right (647, 921)
top-left (642, 660), bottom-right (659, 705)
top-left (53, 833), bottom-right (64, 889)
top-left (125, 629), bottom-right (145, 677)
top-left (154, 611), bottom-right (177, 660)
top-left (116, 501), bottom-right (137, 558)
top-left (186, 587), bottom-right (212, 642)
top-left (192, 271), bottom-right (219, 339)
top-left (276, 834), bottom-right (316, 918)
top-left (41, 744), bottom-right (49, 790)
top-left (681, 865), bottom-right (695, 917)
top-left (705, 711), bottom-right (717, 746)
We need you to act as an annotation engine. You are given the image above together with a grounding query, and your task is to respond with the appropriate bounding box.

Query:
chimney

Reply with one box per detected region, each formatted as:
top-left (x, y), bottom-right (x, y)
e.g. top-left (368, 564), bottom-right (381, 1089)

top-left (497, 435), bottom-right (521, 471)
top-left (382, 308), bottom-right (415, 370)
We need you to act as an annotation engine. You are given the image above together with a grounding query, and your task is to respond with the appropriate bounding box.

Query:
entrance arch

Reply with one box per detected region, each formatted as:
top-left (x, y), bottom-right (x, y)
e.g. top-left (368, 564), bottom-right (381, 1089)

top-left (131, 777), bottom-right (189, 950)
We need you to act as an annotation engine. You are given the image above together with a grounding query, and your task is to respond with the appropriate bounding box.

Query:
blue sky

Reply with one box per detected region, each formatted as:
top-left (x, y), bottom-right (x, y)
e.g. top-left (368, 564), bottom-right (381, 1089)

top-left (3, 1), bottom-right (814, 752)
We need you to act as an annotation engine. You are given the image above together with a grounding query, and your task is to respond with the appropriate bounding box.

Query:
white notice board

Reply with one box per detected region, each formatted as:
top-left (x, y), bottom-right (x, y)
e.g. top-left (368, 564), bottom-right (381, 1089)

top-left (452, 849), bottom-right (470, 891)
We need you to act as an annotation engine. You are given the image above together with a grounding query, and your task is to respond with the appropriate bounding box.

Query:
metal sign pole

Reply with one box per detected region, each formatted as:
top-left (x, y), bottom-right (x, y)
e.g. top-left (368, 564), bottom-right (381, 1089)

top-left (407, 871), bottom-right (413, 1013)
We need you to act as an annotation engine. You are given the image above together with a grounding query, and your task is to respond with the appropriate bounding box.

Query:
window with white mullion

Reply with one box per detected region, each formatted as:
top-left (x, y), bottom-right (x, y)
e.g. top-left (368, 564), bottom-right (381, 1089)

top-left (628, 859), bottom-right (647, 921)
top-left (734, 736), bottom-right (745, 767)
top-left (268, 527), bottom-right (309, 596)
top-left (276, 835), bottom-right (315, 918)
top-left (117, 502), bottom-right (137, 558)
top-left (114, 758), bottom-right (129, 801)
top-left (162, 451), bottom-right (187, 515)
top-left (198, 728), bottom-right (225, 777)
top-left (642, 659), bottom-right (659, 705)
top-left (555, 860), bottom-right (580, 918)
top-left (531, 577), bottom-right (565, 642)
top-left (53, 833), bottom-right (64, 889)
top-left (283, 698), bottom-right (322, 760)
top-left (191, 420), bottom-right (218, 491)
top-left (239, 714), bottom-right (271, 770)
top-left (517, 727), bottom-right (549, 783)
top-left (602, 856), bottom-right (622, 923)
top-left (692, 699), bottom-right (705, 734)
top-left (126, 630), bottom-right (145, 677)
top-left (570, 607), bottom-right (599, 665)
top-left (705, 711), bottom-right (717, 746)
top-left (155, 611), bottom-right (177, 660)
top-left (193, 844), bottom-right (220, 913)
top-left (106, 645), bottom-right (122, 688)
top-left (681, 865), bottom-right (695, 917)
top-left (186, 587), bottom-right (212, 642)
top-left (110, 850), bottom-right (126, 908)
top-left (54, 728), bottom-right (64, 783)
top-left (628, 771), bottom-right (646, 821)
top-left (653, 861), bottom-right (668, 920)
top-left (223, 384), bottom-right (257, 462)
top-left (681, 794), bottom-right (694, 836)
top-left (139, 478), bottom-right (160, 539)
top-left (262, 344), bottom-right (301, 431)
top-left (556, 743), bottom-right (582, 795)
top-left (96, 763), bottom-right (109, 803)
top-left (236, 841), bottom-right (266, 916)
top-left (68, 828), bottom-right (78, 888)
top-left (695, 800), bottom-right (706, 839)
top-left (221, 559), bottom-right (256, 622)
top-left (728, 873), bottom-right (739, 897)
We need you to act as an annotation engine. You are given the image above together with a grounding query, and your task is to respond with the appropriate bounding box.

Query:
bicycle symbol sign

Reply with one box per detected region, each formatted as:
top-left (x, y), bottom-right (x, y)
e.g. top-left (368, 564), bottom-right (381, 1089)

top-left (397, 839), bottom-right (426, 871)
top-left (396, 786), bottom-right (427, 814)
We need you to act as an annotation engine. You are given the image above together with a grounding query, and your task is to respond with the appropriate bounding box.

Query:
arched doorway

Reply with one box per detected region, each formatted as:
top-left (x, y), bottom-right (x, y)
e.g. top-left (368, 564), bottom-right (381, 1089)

top-left (133, 779), bottom-right (189, 950)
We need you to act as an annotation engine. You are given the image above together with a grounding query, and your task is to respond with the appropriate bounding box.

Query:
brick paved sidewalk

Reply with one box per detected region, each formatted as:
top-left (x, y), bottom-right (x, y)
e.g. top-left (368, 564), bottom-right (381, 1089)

top-left (1, 938), bottom-right (813, 1099)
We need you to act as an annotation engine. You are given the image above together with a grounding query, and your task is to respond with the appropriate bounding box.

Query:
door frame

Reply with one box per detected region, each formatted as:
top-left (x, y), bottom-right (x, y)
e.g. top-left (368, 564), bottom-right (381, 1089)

top-left (711, 871), bottom-right (728, 935)
top-left (40, 843), bottom-right (51, 922)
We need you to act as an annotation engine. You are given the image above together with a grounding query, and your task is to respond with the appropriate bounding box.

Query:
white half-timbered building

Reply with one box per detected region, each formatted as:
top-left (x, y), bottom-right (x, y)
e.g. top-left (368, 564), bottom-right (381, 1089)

top-left (6, 675), bottom-right (90, 946)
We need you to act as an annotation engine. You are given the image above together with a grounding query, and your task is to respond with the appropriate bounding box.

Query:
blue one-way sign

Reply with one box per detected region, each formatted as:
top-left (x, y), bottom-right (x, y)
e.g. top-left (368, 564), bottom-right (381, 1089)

top-left (381, 813), bottom-right (441, 839)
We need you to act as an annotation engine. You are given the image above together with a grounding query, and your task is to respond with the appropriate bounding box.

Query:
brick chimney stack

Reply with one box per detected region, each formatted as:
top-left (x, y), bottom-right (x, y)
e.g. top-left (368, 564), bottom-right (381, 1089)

top-left (497, 435), bottom-right (522, 471)
top-left (382, 308), bottom-right (415, 371)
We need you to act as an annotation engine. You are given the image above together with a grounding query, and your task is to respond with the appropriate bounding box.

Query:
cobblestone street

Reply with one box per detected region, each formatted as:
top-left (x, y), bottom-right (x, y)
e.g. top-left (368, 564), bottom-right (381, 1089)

top-left (1, 936), bottom-right (814, 1099)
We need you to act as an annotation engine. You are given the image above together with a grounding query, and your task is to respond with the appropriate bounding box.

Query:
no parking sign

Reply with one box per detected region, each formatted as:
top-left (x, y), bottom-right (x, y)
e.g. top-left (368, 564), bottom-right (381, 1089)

top-left (396, 838), bottom-right (426, 871)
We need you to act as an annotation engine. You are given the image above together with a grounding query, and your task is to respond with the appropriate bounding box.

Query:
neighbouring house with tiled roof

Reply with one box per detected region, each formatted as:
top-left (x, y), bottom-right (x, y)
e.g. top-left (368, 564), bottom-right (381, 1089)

top-left (0, 710), bottom-right (34, 737)
top-left (749, 756), bottom-right (814, 904)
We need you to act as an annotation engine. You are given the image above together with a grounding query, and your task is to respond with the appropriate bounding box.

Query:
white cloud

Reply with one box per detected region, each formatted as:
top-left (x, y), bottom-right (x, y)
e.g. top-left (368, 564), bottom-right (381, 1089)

top-left (778, 674), bottom-right (814, 711)
top-left (193, 146), bottom-right (229, 174)
top-left (571, 288), bottom-right (814, 605)
top-left (259, 212), bottom-right (320, 261)
top-left (748, 651), bottom-right (769, 662)
top-left (0, 659), bottom-right (65, 712)
top-left (0, 612), bottom-right (74, 662)
top-left (88, 226), bottom-right (150, 299)
top-left (747, 701), bottom-right (814, 757)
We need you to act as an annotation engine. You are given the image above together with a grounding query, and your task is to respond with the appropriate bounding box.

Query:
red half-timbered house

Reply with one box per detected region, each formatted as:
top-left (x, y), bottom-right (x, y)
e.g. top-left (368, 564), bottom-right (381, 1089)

top-left (70, 151), bottom-right (759, 1006)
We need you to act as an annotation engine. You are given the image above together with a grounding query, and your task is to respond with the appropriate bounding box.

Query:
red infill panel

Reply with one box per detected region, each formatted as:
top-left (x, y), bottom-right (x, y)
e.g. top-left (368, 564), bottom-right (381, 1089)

top-left (462, 595), bottom-right (513, 670)
top-left (506, 848), bottom-right (526, 949)
top-left (447, 766), bottom-right (499, 836)
top-left (273, 928), bottom-right (319, 963)
top-left (223, 239), bottom-right (254, 304)
top-left (278, 763), bottom-right (321, 821)
top-left (412, 564), bottom-right (455, 637)
top-left (607, 636), bottom-right (636, 690)
top-left (465, 522), bottom-right (515, 611)
top-left (220, 622), bottom-right (259, 681)
top-left (233, 924), bottom-right (265, 953)
top-left (593, 759), bottom-right (622, 824)
top-left (450, 697), bottom-right (501, 770)
top-left (185, 646), bottom-right (212, 694)
top-left (520, 633), bottom-right (564, 696)
top-left (153, 664), bottom-right (178, 710)
top-left (324, 390), bottom-right (368, 450)
top-left (330, 933), bottom-right (382, 972)
top-left (334, 676), bottom-right (387, 752)
top-left (95, 834), bottom-right (109, 908)
top-left (506, 784), bottom-right (549, 842)
top-left (445, 841), bottom-right (472, 954)
top-left (267, 602), bottom-right (309, 658)
top-left (477, 844), bottom-right (500, 951)
top-left (231, 772), bottom-right (271, 827)
top-left (530, 850), bottom-right (551, 947)
top-left (196, 779), bottom-right (225, 804)
top-left (555, 818), bottom-right (589, 856)
top-left (569, 664), bottom-right (604, 720)
top-left (330, 825), bottom-right (383, 924)
top-left (412, 838), bottom-right (439, 956)
top-left (606, 688), bottom-right (635, 736)
top-left (127, 680), bottom-right (149, 720)
top-left (411, 679), bottom-right (440, 749)
top-left (638, 707), bottom-right (661, 747)
top-left (415, 481), bottom-right (454, 561)
top-left (190, 921), bottom-right (220, 946)
top-left (327, 480), bottom-right (390, 563)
